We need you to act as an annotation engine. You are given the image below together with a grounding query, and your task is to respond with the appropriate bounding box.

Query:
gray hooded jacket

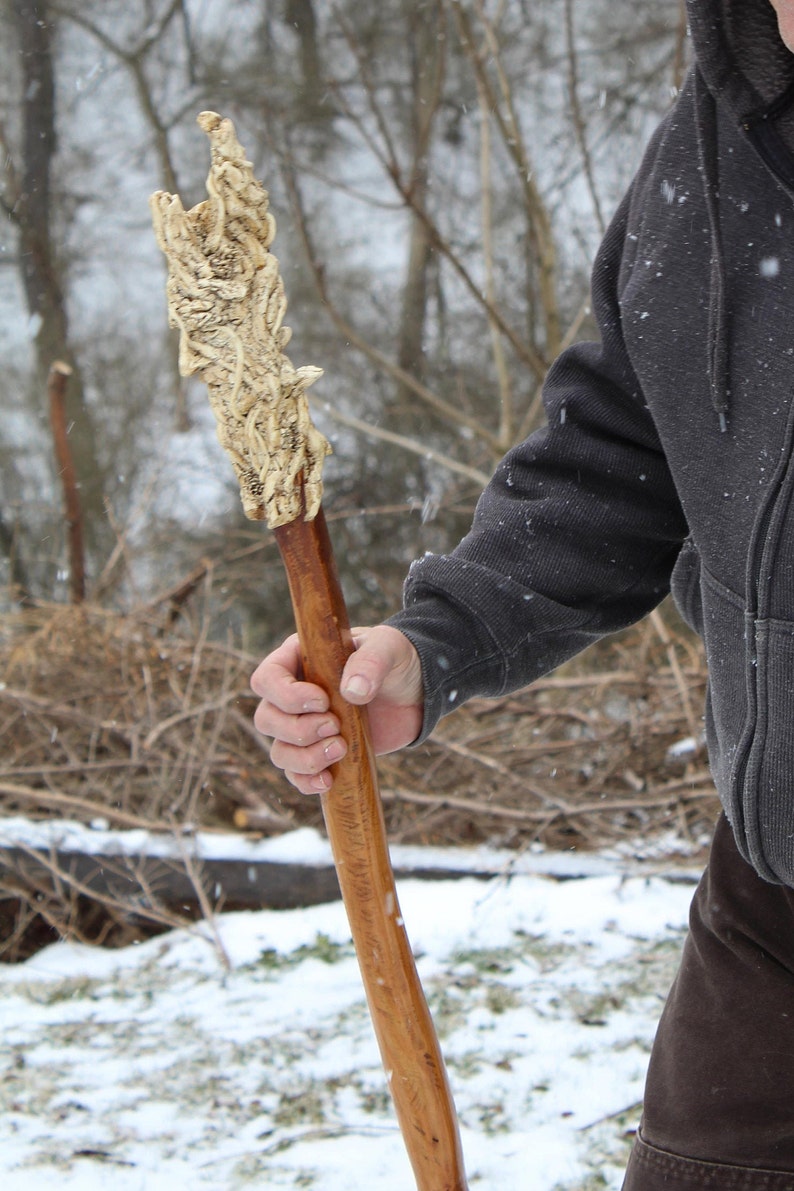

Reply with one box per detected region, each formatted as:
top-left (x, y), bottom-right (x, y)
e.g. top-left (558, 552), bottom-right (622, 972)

top-left (388, 0), bottom-right (794, 885)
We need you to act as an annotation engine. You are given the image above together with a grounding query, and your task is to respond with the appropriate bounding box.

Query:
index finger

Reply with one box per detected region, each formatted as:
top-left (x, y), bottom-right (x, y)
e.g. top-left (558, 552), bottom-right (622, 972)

top-left (250, 634), bottom-right (330, 714)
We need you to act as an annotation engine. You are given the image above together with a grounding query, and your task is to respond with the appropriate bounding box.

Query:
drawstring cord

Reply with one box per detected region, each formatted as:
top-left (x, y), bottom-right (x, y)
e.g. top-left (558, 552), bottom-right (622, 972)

top-left (694, 69), bottom-right (731, 433)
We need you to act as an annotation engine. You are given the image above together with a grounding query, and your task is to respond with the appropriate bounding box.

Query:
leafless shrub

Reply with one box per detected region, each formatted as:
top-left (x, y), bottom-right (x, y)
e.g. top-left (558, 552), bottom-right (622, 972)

top-left (0, 586), bottom-right (715, 960)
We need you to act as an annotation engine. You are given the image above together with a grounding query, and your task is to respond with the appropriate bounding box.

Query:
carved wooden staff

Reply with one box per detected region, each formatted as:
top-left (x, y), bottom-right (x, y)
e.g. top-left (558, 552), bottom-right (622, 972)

top-left (151, 112), bottom-right (467, 1191)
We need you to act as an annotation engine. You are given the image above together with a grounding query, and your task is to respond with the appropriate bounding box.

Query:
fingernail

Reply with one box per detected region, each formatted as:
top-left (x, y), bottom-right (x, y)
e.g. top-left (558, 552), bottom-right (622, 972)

top-left (309, 772), bottom-right (331, 794)
top-left (342, 675), bottom-right (370, 699)
top-left (303, 698), bottom-right (326, 713)
top-left (323, 738), bottom-right (346, 763)
top-left (316, 720), bottom-right (337, 740)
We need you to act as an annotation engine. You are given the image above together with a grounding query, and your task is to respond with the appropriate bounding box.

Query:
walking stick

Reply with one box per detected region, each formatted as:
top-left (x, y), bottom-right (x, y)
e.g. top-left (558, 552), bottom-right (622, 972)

top-left (151, 112), bottom-right (467, 1191)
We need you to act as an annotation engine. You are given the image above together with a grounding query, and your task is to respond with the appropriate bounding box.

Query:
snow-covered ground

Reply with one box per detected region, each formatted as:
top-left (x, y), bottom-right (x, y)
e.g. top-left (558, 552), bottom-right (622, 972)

top-left (0, 825), bottom-right (699, 1190)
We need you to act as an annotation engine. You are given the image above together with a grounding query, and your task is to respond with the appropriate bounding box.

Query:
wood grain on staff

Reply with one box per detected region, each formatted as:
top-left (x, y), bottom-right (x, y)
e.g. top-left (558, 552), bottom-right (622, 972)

top-left (274, 503), bottom-right (467, 1191)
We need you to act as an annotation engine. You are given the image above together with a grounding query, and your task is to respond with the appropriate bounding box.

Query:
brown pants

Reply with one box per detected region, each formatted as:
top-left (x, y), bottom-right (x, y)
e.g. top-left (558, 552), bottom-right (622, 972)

top-left (622, 814), bottom-right (794, 1190)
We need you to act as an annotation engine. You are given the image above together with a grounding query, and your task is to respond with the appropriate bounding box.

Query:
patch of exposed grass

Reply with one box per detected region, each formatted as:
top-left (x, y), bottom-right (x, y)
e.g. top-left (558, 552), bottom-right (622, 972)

top-left (243, 933), bottom-right (354, 976)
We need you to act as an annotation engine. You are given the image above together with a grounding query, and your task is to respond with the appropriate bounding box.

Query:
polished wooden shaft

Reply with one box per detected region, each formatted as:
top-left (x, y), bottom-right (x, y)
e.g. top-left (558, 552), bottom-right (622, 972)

top-left (274, 508), bottom-right (467, 1191)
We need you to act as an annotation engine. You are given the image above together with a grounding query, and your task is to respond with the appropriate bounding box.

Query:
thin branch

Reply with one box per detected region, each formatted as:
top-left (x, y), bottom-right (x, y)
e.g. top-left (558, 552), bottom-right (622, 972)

top-left (0, 121), bottom-right (21, 223)
top-left (453, 0), bottom-right (560, 360)
top-left (476, 70), bottom-right (513, 448)
top-left (311, 397), bottom-right (490, 487)
top-left (563, 0), bottom-right (606, 236)
top-left (326, 12), bottom-right (550, 384)
top-left (0, 781), bottom-right (200, 832)
top-left (672, 0), bottom-right (689, 94)
top-left (173, 832), bottom-right (232, 971)
top-left (280, 151), bottom-right (505, 452)
top-left (53, 0), bottom-right (183, 61)
top-left (649, 609), bottom-right (700, 740)
top-left (3, 838), bottom-right (204, 940)
top-left (400, 184), bottom-right (549, 381)
top-left (54, 1), bottom-right (185, 194)
top-left (332, 7), bottom-right (404, 181)
top-left (381, 775), bottom-right (716, 826)
top-left (47, 361), bottom-right (85, 603)
top-left (141, 690), bottom-right (241, 751)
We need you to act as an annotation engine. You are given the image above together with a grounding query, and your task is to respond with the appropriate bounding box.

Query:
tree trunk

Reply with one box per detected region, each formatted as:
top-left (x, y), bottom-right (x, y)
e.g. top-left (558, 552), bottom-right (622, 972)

top-left (284, 0), bottom-right (325, 116)
top-left (396, 2), bottom-right (445, 404)
top-left (12, 0), bottom-right (106, 578)
top-left (396, 4), bottom-right (443, 385)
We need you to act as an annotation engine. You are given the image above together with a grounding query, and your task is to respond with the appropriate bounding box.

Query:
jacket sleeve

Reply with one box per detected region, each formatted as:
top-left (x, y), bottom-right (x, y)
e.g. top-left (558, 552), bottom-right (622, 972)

top-left (386, 187), bottom-right (690, 742)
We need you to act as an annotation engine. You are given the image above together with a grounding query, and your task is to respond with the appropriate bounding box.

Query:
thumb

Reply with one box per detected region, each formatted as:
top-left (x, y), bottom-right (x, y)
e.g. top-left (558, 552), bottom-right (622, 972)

top-left (339, 625), bottom-right (419, 705)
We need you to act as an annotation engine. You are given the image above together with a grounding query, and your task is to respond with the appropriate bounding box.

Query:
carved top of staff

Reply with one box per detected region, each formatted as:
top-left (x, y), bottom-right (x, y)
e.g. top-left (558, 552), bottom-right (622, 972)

top-left (150, 111), bottom-right (330, 527)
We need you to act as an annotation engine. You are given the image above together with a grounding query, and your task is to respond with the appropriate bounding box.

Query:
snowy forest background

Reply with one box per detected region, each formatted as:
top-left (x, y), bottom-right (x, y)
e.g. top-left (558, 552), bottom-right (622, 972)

top-left (0, 0), bottom-right (689, 641)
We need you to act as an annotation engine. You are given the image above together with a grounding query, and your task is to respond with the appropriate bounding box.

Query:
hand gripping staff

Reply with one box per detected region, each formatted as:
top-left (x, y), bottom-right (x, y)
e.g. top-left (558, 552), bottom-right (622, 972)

top-left (150, 112), bottom-right (467, 1191)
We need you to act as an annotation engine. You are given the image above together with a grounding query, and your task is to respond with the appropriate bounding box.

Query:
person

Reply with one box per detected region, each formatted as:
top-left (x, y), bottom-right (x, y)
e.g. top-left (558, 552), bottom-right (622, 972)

top-left (251, 0), bottom-right (794, 1185)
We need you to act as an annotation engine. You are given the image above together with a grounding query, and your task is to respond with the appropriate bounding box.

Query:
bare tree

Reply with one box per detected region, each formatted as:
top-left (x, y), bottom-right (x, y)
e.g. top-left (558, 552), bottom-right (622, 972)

top-left (0, 0), bottom-right (686, 624)
top-left (54, 0), bottom-right (201, 430)
top-left (1, 0), bottom-right (106, 585)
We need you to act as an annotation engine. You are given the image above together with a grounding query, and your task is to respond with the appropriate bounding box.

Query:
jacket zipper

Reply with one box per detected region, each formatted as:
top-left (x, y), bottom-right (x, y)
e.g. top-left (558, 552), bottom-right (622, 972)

top-left (732, 395), bottom-right (794, 860)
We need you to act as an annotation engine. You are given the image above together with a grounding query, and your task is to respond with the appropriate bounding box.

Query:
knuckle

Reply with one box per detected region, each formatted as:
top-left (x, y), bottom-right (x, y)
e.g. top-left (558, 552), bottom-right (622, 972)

top-left (253, 704), bottom-right (274, 736)
top-left (268, 742), bottom-right (286, 770)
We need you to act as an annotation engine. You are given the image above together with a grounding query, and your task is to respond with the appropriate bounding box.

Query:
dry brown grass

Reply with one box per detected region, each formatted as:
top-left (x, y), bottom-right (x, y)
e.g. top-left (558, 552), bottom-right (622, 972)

top-left (0, 594), bottom-right (717, 960)
top-left (381, 607), bottom-right (715, 856)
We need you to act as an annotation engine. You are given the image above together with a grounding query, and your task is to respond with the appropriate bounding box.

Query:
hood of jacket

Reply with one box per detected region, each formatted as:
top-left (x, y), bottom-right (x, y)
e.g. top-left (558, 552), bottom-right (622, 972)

top-left (688, 0), bottom-right (794, 115)
top-left (680, 1), bottom-right (794, 429)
